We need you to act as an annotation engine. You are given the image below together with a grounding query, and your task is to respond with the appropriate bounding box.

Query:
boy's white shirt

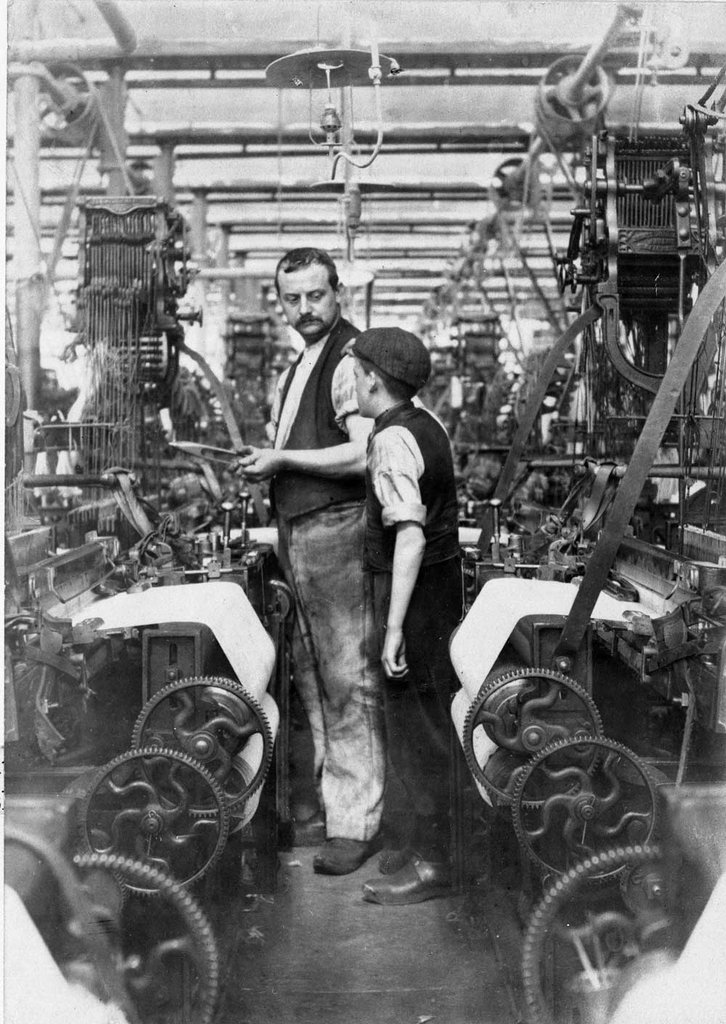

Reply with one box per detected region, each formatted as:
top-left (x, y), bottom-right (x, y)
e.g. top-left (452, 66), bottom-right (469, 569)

top-left (368, 421), bottom-right (427, 528)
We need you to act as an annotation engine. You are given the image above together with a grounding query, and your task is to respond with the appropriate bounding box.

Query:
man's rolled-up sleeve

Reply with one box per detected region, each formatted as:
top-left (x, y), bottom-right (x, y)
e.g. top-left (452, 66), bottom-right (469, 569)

top-left (370, 426), bottom-right (426, 526)
top-left (332, 355), bottom-right (360, 433)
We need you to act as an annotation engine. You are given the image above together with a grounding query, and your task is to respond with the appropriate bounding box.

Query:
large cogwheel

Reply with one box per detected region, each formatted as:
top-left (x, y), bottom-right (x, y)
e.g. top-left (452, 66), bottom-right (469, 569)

top-left (521, 844), bottom-right (669, 1024)
top-left (73, 852), bottom-right (220, 1024)
top-left (511, 735), bottom-right (659, 878)
top-left (78, 746), bottom-right (230, 890)
top-left (131, 675), bottom-right (274, 813)
top-left (462, 668), bottom-right (602, 806)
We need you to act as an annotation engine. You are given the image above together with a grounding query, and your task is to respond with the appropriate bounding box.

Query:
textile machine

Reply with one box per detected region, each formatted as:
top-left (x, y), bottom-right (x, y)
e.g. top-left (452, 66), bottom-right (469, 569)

top-left (5, 190), bottom-right (294, 922)
top-left (450, 66), bottom-right (726, 1023)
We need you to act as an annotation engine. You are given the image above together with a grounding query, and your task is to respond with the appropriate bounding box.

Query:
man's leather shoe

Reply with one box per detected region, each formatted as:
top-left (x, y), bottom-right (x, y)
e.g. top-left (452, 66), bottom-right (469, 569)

top-left (362, 855), bottom-right (451, 904)
top-left (313, 835), bottom-right (382, 876)
top-left (378, 846), bottom-right (412, 875)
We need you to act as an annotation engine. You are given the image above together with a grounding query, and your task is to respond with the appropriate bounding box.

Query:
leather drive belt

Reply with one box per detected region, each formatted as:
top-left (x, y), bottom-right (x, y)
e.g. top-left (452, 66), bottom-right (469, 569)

top-left (180, 341), bottom-right (269, 526)
top-left (579, 463), bottom-right (618, 534)
top-left (489, 304), bottom-right (602, 515)
top-left (106, 468), bottom-right (155, 537)
top-left (24, 645), bottom-right (81, 681)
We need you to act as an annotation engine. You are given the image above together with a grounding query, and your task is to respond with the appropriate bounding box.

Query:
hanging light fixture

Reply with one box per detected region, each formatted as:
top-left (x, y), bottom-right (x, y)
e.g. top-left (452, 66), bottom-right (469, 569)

top-left (265, 42), bottom-right (401, 179)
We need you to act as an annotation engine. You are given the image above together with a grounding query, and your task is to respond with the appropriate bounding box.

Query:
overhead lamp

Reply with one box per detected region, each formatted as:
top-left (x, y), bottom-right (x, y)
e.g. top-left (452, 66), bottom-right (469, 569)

top-left (266, 43), bottom-right (401, 179)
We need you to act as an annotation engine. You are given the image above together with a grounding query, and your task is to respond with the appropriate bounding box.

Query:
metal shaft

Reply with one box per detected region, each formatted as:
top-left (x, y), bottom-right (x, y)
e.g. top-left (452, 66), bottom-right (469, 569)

top-left (12, 51), bottom-right (43, 410)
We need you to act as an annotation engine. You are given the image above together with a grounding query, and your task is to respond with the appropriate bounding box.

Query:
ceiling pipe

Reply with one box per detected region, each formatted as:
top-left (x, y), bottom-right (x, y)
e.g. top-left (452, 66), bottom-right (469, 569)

top-left (8, 1), bottom-right (137, 63)
top-left (93, 0), bottom-right (137, 54)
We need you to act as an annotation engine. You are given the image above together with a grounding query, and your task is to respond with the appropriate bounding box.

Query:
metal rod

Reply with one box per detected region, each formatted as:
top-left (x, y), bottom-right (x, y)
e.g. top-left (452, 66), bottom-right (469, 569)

top-left (153, 142), bottom-right (176, 202)
top-left (12, 48), bottom-right (43, 411)
top-left (98, 64), bottom-right (130, 193)
top-left (558, 5), bottom-right (639, 107)
top-left (522, 459), bottom-right (722, 479)
top-left (94, 0), bottom-right (137, 54)
top-left (190, 190), bottom-right (209, 263)
top-left (23, 475), bottom-right (116, 488)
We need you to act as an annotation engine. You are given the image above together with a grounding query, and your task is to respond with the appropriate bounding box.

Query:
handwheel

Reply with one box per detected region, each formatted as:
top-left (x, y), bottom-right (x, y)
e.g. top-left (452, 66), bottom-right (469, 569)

top-left (521, 844), bottom-right (671, 1024)
top-left (463, 668), bottom-right (603, 757)
top-left (462, 669), bottom-right (602, 808)
top-left (38, 63), bottom-right (97, 141)
top-left (512, 736), bottom-right (659, 877)
top-left (73, 852), bottom-right (220, 1024)
top-left (78, 747), bottom-right (230, 889)
top-left (131, 676), bottom-right (274, 812)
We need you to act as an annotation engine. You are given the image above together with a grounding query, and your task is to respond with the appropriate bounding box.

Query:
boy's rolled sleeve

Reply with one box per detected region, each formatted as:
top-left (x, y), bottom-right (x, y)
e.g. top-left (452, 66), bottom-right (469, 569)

top-left (369, 426), bottom-right (426, 526)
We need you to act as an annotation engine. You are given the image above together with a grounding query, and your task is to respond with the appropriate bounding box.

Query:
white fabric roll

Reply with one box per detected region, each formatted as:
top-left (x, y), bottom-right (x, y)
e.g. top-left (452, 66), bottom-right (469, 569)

top-left (450, 577), bottom-right (642, 701)
top-left (230, 695), bottom-right (280, 827)
top-left (451, 687), bottom-right (496, 807)
top-left (72, 581), bottom-right (275, 700)
top-left (5, 885), bottom-right (130, 1024)
top-left (231, 734), bottom-right (265, 828)
top-left (609, 873), bottom-right (726, 1024)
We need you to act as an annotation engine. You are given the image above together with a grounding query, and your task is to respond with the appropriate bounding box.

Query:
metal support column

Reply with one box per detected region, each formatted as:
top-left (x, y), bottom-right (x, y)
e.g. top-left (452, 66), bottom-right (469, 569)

top-left (190, 190), bottom-right (209, 264)
top-left (153, 143), bottom-right (176, 203)
top-left (12, 66), bottom-right (43, 410)
top-left (98, 64), bottom-right (129, 194)
top-left (218, 224), bottom-right (232, 310)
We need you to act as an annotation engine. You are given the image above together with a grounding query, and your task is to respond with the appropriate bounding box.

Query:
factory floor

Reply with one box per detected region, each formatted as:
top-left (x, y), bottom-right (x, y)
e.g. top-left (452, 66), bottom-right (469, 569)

top-left (206, 703), bottom-right (527, 1024)
top-left (209, 845), bottom-right (525, 1024)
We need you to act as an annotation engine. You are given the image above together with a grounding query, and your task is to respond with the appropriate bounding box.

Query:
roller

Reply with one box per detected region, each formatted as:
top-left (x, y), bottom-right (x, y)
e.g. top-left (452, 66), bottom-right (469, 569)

top-left (72, 580), bottom-right (275, 701)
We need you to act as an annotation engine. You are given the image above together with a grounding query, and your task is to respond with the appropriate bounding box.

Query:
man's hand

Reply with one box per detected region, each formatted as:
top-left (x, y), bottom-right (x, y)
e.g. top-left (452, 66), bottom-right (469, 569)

top-left (234, 446), bottom-right (285, 481)
top-left (382, 625), bottom-right (408, 679)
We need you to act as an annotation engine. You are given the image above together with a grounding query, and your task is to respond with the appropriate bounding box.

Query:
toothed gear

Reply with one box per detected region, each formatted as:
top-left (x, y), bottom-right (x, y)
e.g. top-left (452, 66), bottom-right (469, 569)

top-left (462, 669), bottom-right (602, 807)
top-left (78, 747), bottom-right (230, 889)
top-left (619, 858), bottom-right (667, 915)
top-left (73, 852), bottom-right (220, 1024)
top-left (521, 844), bottom-right (667, 1024)
top-left (463, 667), bottom-right (603, 758)
top-left (131, 675), bottom-right (274, 812)
top-left (511, 736), bottom-right (659, 878)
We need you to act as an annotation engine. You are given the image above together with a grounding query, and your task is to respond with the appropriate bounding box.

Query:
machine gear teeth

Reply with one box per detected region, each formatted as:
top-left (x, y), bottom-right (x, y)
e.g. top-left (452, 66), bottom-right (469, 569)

top-left (73, 851), bottom-right (220, 1024)
top-left (131, 674), bottom-right (274, 811)
top-left (511, 735), bottom-right (659, 878)
top-left (78, 746), bottom-right (230, 890)
top-left (462, 667), bottom-right (603, 803)
top-left (521, 844), bottom-right (664, 1024)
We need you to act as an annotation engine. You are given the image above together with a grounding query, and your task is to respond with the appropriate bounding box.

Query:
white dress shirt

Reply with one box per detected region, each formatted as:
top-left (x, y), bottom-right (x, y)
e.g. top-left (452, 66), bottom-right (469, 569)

top-left (271, 344), bottom-right (359, 449)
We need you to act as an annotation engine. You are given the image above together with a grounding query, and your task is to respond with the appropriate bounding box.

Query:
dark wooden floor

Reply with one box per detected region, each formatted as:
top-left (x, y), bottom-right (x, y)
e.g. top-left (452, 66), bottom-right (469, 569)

top-left (209, 846), bottom-right (525, 1024)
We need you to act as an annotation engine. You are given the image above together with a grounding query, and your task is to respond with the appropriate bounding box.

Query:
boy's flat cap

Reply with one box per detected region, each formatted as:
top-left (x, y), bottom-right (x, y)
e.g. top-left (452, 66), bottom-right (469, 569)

top-left (351, 327), bottom-right (431, 390)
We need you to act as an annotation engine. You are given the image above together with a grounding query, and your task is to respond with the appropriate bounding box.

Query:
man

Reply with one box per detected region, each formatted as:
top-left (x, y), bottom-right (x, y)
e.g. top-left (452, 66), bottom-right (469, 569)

top-left (350, 327), bottom-right (462, 904)
top-left (238, 248), bottom-right (385, 876)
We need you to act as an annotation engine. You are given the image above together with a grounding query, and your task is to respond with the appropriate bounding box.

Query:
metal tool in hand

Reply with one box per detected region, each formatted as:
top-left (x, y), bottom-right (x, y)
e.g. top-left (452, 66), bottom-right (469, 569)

top-left (169, 442), bottom-right (245, 466)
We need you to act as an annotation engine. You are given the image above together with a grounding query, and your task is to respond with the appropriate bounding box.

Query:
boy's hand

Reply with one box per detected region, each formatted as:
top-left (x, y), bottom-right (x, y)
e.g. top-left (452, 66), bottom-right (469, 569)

top-left (382, 625), bottom-right (408, 679)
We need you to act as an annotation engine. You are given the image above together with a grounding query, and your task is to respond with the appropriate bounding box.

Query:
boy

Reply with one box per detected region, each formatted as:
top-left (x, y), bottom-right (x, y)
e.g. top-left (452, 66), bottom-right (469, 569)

top-left (350, 327), bottom-right (463, 904)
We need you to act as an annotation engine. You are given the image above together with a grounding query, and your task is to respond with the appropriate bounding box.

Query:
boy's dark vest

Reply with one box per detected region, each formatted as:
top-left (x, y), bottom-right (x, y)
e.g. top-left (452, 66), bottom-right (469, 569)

top-left (272, 316), bottom-right (366, 520)
top-left (365, 401), bottom-right (460, 571)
